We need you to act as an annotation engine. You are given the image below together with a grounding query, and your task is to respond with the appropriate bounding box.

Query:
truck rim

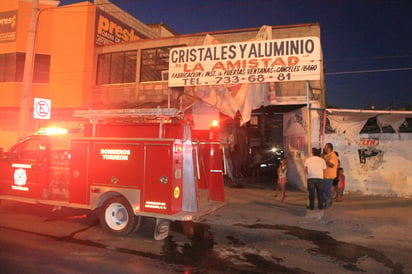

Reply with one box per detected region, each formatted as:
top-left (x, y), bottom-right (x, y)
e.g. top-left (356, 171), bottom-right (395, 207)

top-left (104, 202), bottom-right (128, 230)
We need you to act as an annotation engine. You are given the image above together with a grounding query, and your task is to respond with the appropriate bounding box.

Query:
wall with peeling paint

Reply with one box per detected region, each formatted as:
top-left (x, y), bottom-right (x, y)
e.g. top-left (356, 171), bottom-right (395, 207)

top-left (284, 108), bottom-right (412, 197)
top-left (325, 133), bottom-right (412, 197)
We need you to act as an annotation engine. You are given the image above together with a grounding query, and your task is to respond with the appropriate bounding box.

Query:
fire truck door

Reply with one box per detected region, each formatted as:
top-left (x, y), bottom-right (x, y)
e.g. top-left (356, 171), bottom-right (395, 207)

top-left (69, 140), bottom-right (90, 204)
top-left (0, 137), bottom-right (49, 198)
top-left (143, 143), bottom-right (173, 213)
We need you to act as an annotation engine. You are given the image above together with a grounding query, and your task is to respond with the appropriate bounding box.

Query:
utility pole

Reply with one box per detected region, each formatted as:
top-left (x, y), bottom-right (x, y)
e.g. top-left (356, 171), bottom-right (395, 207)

top-left (18, 0), bottom-right (39, 139)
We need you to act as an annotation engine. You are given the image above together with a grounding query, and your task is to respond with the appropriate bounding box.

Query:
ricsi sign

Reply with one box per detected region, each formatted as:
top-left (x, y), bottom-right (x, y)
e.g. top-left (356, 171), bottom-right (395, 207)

top-left (168, 36), bottom-right (321, 87)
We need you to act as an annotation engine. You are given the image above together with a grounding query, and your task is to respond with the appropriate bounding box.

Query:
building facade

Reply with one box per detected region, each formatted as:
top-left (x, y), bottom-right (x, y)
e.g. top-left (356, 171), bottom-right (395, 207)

top-left (0, 0), bottom-right (160, 146)
top-left (1, 0), bottom-right (349, 194)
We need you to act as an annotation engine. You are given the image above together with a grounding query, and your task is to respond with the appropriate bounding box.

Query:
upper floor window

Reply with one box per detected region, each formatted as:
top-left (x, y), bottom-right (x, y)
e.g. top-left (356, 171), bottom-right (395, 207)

top-left (96, 50), bottom-right (137, 85)
top-left (33, 54), bottom-right (51, 83)
top-left (0, 53), bottom-right (50, 83)
top-left (0, 53), bottom-right (18, 82)
top-left (140, 47), bottom-right (172, 82)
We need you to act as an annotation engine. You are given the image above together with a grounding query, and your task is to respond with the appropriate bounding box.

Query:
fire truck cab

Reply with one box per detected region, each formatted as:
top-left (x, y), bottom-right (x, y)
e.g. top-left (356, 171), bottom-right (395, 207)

top-left (0, 108), bottom-right (225, 240)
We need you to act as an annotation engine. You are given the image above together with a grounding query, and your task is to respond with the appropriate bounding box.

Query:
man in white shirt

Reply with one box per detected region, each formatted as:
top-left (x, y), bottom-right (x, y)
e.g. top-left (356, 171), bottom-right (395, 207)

top-left (304, 147), bottom-right (327, 210)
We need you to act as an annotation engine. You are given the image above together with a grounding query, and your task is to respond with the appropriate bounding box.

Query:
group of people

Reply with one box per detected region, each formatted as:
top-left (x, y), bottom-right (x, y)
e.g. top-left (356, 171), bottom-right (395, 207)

top-left (304, 143), bottom-right (345, 210)
top-left (274, 142), bottom-right (345, 209)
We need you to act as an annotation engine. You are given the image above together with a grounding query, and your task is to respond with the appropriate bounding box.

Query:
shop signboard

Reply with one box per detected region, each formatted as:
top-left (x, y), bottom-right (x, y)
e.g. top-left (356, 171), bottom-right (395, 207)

top-left (0, 10), bottom-right (17, 42)
top-left (168, 37), bottom-right (321, 87)
top-left (95, 9), bottom-right (145, 46)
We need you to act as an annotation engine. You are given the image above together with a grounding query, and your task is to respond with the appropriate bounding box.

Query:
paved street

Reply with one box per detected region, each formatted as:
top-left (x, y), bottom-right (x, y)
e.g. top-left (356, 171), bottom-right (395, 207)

top-left (1, 176), bottom-right (411, 273)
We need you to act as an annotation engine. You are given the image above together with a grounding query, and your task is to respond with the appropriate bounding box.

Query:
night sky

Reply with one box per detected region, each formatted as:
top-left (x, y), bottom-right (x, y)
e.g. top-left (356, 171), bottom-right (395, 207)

top-left (59, 0), bottom-right (412, 110)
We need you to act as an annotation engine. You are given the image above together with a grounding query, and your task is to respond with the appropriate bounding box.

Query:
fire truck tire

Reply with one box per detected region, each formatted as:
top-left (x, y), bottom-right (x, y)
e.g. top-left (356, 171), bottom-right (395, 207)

top-left (100, 196), bottom-right (141, 236)
top-left (154, 218), bottom-right (171, 240)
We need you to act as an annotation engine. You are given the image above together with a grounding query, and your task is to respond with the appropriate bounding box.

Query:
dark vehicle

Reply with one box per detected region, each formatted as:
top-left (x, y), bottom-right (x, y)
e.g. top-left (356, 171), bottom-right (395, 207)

top-left (249, 145), bottom-right (284, 177)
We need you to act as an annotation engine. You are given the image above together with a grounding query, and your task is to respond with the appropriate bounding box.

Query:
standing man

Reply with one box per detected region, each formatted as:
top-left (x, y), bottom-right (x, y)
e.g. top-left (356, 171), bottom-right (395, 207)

top-left (304, 148), bottom-right (327, 210)
top-left (323, 143), bottom-right (339, 208)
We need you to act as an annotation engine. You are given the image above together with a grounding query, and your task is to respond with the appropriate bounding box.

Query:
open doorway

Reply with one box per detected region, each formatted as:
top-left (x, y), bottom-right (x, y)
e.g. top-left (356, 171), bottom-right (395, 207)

top-left (221, 105), bottom-right (306, 180)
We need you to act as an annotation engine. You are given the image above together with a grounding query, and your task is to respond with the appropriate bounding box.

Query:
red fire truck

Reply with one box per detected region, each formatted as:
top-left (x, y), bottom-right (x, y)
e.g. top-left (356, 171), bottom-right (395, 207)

top-left (0, 108), bottom-right (225, 240)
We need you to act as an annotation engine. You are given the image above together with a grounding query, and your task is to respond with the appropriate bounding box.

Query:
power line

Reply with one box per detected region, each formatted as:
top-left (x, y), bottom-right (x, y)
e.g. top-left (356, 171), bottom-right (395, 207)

top-left (326, 67), bottom-right (412, 75)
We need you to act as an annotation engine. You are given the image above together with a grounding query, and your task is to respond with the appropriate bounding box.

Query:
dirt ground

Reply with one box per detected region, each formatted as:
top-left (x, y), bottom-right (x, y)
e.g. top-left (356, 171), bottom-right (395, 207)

top-left (203, 176), bottom-right (412, 273)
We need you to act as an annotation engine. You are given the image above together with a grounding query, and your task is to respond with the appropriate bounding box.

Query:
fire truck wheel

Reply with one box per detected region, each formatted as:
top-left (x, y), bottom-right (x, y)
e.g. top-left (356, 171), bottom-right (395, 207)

top-left (154, 218), bottom-right (171, 240)
top-left (100, 196), bottom-right (140, 236)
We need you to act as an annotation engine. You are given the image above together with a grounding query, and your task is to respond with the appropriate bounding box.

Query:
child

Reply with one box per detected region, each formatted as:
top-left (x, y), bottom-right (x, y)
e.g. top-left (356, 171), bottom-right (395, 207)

top-left (335, 168), bottom-right (345, 201)
top-left (276, 159), bottom-right (288, 202)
